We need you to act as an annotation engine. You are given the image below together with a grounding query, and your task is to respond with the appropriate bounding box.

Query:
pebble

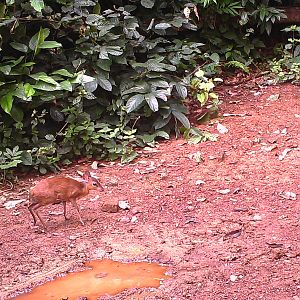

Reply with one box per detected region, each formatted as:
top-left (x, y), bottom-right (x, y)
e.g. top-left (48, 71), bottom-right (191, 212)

top-left (119, 216), bottom-right (131, 223)
top-left (132, 207), bottom-right (142, 215)
top-left (101, 200), bottom-right (119, 213)
top-left (253, 214), bottom-right (262, 221)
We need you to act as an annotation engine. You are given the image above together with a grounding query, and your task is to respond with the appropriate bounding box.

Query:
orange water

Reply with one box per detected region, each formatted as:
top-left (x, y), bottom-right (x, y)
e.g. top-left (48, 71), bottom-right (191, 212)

top-left (12, 259), bottom-right (169, 300)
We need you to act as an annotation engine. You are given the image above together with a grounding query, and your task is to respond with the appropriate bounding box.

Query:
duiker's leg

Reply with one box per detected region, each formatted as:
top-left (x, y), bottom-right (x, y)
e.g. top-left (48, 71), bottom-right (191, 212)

top-left (31, 203), bottom-right (47, 229)
top-left (71, 200), bottom-right (84, 225)
top-left (62, 201), bottom-right (69, 220)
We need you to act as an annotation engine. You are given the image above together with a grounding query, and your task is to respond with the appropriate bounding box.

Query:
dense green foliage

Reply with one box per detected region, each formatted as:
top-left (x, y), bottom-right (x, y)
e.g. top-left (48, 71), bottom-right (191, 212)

top-left (0, 0), bottom-right (290, 177)
top-left (270, 25), bottom-right (300, 82)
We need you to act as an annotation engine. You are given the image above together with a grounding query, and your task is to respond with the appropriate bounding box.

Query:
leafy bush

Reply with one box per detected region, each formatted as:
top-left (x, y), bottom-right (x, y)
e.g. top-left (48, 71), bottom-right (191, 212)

top-left (0, 0), bottom-right (209, 177)
top-left (189, 0), bottom-right (286, 67)
top-left (0, 0), bottom-right (289, 178)
top-left (270, 25), bottom-right (300, 82)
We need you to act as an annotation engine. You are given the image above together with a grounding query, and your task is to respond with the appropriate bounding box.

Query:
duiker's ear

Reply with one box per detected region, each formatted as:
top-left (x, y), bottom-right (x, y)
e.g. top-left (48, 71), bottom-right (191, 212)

top-left (83, 170), bottom-right (91, 181)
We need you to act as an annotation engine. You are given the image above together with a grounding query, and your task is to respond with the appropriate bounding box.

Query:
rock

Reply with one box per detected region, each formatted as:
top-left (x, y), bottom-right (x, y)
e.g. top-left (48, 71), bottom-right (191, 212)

top-left (119, 216), bottom-right (131, 223)
top-left (131, 216), bottom-right (138, 223)
top-left (131, 207), bottom-right (142, 215)
top-left (253, 214), bottom-right (262, 221)
top-left (118, 200), bottom-right (130, 210)
top-left (101, 200), bottom-right (119, 213)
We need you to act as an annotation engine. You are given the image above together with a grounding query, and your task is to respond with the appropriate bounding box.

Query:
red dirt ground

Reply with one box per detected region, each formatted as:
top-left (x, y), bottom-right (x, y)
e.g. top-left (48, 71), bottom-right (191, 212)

top-left (0, 81), bottom-right (299, 300)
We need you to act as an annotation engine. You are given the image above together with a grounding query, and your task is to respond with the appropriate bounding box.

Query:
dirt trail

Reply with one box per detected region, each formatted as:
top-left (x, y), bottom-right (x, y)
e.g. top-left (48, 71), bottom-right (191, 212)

top-left (0, 82), bottom-right (299, 300)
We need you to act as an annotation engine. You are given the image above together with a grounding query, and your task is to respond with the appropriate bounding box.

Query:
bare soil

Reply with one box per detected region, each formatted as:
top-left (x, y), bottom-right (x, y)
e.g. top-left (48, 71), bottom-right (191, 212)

top-left (0, 81), bottom-right (300, 300)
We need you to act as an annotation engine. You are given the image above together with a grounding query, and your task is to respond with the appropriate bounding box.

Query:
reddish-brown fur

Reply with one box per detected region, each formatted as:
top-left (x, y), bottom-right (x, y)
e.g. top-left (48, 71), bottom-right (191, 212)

top-left (28, 171), bottom-right (104, 230)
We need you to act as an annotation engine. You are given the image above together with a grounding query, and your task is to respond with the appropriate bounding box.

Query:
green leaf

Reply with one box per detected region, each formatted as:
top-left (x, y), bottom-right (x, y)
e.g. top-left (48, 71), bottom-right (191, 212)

top-left (155, 23), bottom-right (172, 30)
top-left (0, 92), bottom-right (13, 114)
top-left (22, 62), bottom-right (35, 67)
top-left (30, 0), bottom-right (44, 12)
top-left (96, 59), bottom-right (112, 72)
top-left (153, 115), bottom-right (172, 130)
top-left (84, 80), bottom-right (97, 93)
top-left (29, 28), bottom-right (50, 56)
top-left (60, 80), bottom-right (73, 91)
top-left (0, 65), bottom-right (11, 75)
top-left (0, 3), bottom-right (6, 18)
top-left (93, 2), bottom-right (101, 14)
top-left (145, 93), bottom-right (159, 112)
top-left (139, 133), bottom-right (156, 144)
top-left (294, 45), bottom-right (300, 57)
top-left (175, 84), bottom-right (187, 99)
top-left (39, 166), bottom-right (47, 174)
top-left (172, 111), bottom-right (190, 128)
top-left (151, 80), bottom-right (169, 88)
top-left (106, 46), bottom-right (123, 56)
top-left (39, 41), bottom-right (62, 49)
top-left (155, 91), bottom-right (168, 101)
top-left (156, 131), bottom-right (169, 139)
top-left (14, 83), bottom-right (27, 100)
top-left (121, 151), bottom-right (138, 164)
top-left (141, 0), bottom-right (155, 8)
top-left (73, 73), bottom-right (95, 84)
top-left (24, 83), bottom-right (36, 97)
top-left (9, 56), bottom-right (24, 67)
top-left (197, 92), bottom-right (207, 105)
top-left (126, 94), bottom-right (145, 113)
top-left (86, 14), bottom-right (101, 24)
top-left (210, 52), bottom-right (220, 63)
top-left (50, 107), bottom-right (64, 122)
top-left (45, 134), bottom-right (55, 141)
top-left (32, 82), bottom-right (59, 91)
top-left (10, 105), bottom-right (24, 122)
top-left (52, 69), bottom-right (74, 77)
top-left (30, 73), bottom-right (59, 86)
top-left (97, 77), bottom-right (112, 91)
top-left (0, 160), bottom-right (21, 169)
top-left (21, 151), bottom-right (33, 166)
top-left (10, 42), bottom-right (28, 53)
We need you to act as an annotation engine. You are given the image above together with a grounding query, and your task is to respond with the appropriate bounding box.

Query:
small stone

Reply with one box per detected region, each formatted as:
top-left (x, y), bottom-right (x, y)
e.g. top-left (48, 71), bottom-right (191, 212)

top-left (118, 200), bottom-right (130, 210)
top-left (230, 274), bottom-right (238, 282)
top-left (77, 252), bottom-right (86, 258)
top-left (218, 189), bottom-right (230, 195)
top-left (69, 235), bottom-right (78, 240)
top-left (91, 161), bottom-right (98, 169)
top-left (119, 216), bottom-right (130, 223)
top-left (195, 180), bottom-right (205, 186)
top-left (131, 216), bottom-right (138, 223)
top-left (131, 207), bottom-right (142, 215)
top-left (253, 214), bottom-right (262, 221)
top-left (280, 191), bottom-right (297, 200)
top-left (160, 172), bottom-right (168, 179)
top-left (101, 200), bottom-right (119, 213)
top-left (217, 123), bottom-right (229, 134)
top-left (197, 197), bottom-right (206, 202)
top-left (186, 205), bottom-right (194, 211)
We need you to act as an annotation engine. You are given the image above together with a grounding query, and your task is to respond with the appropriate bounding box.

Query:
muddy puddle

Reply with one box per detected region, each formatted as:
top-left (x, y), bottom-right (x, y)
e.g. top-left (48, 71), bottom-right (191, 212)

top-left (11, 259), bottom-right (169, 300)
